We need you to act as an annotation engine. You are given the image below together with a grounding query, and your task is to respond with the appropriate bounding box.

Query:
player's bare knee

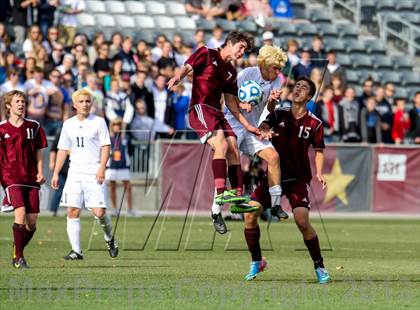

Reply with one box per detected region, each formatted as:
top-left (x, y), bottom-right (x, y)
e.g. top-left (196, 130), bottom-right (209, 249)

top-left (67, 207), bottom-right (80, 219)
top-left (92, 208), bottom-right (105, 218)
top-left (295, 218), bottom-right (310, 232)
top-left (267, 149), bottom-right (280, 166)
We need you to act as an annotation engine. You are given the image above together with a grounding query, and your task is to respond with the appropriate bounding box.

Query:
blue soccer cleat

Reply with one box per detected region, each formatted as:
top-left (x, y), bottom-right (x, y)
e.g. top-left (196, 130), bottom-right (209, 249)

top-left (315, 267), bottom-right (331, 284)
top-left (245, 257), bottom-right (267, 281)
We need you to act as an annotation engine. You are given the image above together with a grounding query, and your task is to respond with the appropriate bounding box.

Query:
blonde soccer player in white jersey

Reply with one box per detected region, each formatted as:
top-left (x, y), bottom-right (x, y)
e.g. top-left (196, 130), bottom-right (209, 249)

top-left (225, 45), bottom-right (289, 219)
top-left (51, 89), bottom-right (118, 260)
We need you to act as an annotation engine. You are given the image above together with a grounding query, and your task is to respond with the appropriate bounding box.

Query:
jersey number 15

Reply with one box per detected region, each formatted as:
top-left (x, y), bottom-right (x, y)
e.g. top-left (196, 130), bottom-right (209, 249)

top-left (298, 126), bottom-right (311, 139)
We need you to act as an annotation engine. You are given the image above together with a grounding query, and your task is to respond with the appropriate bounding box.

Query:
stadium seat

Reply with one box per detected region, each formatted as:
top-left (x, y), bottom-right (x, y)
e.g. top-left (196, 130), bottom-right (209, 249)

top-left (134, 15), bottom-right (155, 30)
top-left (364, 40), bottom-right (386, 55)
top-left (336, 54), bottom-right (352, 67)
top-left (353, 85), bottom-right (363, 96)
top-left (104, 1), bottom-right (126, 14)
top-left (345, 70), bottom-right (360, 84)
top-left (77, 13), bottom-right (96, 27)
top-left (166, 2), bottom-right (187, 16)
top-left (136, 31), bottom-right (155, 44)
top-left (317, 24), bottom-right (338, 38)
top-left (310, 9), bottom-right (333, 23)
top-left (360, 0), bottom-right (376, 23)
top-left (392, 55), bottom-right (413, 70)
top-left (238, 20), bottom-right (257, 34)
top-left (274, 23), bottom-right (297, 36)
top-left (372, 55), bottom-right (393, 70)
top-left (359, 70), bottom-right (380, 82)
top-left (196, 18), bottom-right (216, 31)
top-left (401, 72), bottom-right (420, 86)
top-left (295, 23), bottom-right (317, 37)
top-left (377, 0), bottom-right (395, 13)
top-left (394, 88), bottom-right (408, 99)
top-left (85, 1), bottom-right (106, 13)
top-left (214, 18), bottom-right (236, 32)
top-left (351, 55), bottom-right (373, 69)
top-left (324, 38), bottom-right (346, 52)
top-left (154, 16), bottom-right (176, 30)
top-left (409, 87), bottom-right (418, 98)
top-left (145, 1), bottom-right (166, 15)
top-left (381, 71), bottom-right (401, 84)
top-left (346, 40), bottom-right (365, 53)
top-left (401, 13), bottom-right (420, 25)
top-left (293, 7), bottom-right (309, 19)
top-left (174, 16), bottom-right (196, 31)
top-left (396, 0), bottom-right (417, 12)
top-left (95, 14), bottom-right (116, 28)
top-left (124, 1), bottom-right (146, 15)
top-left (337, 23), bottom-right (359, 39)
top-left (115, 15), bottom-right (136, 29)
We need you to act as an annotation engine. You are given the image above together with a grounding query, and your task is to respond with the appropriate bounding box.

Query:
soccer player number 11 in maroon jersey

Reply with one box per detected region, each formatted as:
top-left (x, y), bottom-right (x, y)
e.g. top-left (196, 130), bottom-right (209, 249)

top-left (168, 31), bottom-right (260, 234)
top-left (0, 90), bottom-right (48, 269)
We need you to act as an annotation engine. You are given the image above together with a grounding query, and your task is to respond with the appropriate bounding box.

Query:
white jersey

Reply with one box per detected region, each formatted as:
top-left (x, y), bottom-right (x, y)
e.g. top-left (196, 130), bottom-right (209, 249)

top-left (58, 114), bottom-right (111, 175)
top-left (225, 66), bottom-right (282, 130)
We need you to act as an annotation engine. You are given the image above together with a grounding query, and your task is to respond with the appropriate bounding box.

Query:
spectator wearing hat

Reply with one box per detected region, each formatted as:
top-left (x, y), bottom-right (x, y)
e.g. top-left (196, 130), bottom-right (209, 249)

top-left (262, 31), bottom-right (274, 46)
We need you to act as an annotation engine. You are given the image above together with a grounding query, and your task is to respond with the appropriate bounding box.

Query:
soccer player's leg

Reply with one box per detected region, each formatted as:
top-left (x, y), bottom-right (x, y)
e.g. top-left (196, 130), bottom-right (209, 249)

top-left (206, 129), bottom-right (229, 234)
top-left (86, 181), bottom-right (118, 258)
top-left (61, 180), bottom-right (84, 260)
top-left (257, 147), bottom-right (288, 221)
top-left (287, 182), bottom-right (331, 284)
top-left (8, 186), bottom-right (30, 268)
top-left (243, 178), bottom-right (270, 280)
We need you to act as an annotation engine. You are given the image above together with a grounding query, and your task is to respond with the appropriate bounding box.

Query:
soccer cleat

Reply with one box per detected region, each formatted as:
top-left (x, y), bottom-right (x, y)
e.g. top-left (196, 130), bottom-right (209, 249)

top-left (1, 204), bottom-right (14, 213)
top-left (315, 267), bottom-right (331, 284)
top-left (214, 189), bottom-right (250, 205)
top-left (13, 258), bottom-right (30, 269)
top-left (63, 250), bottom-right (84, 260)
top-left (106, 238), bottom-right (119, 258)
top-left (270, 205), bottom-right (289, 221)
top-left (245, 257), bottom-right (267, 281)
top-left (211, 212), bottom-right (227, 234)
top-left (230, 203), bottom-right (259, 214)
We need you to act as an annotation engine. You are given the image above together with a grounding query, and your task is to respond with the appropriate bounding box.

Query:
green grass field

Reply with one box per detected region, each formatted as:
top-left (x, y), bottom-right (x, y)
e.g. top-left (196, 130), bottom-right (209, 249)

top-left (0, 215), bottom-right (419, 309)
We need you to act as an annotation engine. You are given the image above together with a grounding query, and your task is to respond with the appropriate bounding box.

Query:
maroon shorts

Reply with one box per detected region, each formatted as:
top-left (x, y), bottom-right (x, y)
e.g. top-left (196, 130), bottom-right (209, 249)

top-left (251, 177), bottom-right (310, 210)
top-left (4, 185), bottom-right (40, 214)
top-left (188, 104), bottom-right (235, 144)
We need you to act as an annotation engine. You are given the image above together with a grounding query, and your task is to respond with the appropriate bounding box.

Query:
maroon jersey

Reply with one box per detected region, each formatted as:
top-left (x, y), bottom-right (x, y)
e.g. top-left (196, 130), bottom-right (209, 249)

top-left (263, 107), bottom-right (325, 183)
top-left (185, 46), bottom-right (238, 111)
top-left (0, 119), bottom-right (48, 187)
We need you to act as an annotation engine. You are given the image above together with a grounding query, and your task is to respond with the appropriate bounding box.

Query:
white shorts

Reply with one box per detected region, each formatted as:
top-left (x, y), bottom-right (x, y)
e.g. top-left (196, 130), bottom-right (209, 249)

top-left (60, 172), bottom-right (107, 209)
top-left (106, 168), bottom-right (131, 181)
top-left (234, 126), bottom-right (274, 156)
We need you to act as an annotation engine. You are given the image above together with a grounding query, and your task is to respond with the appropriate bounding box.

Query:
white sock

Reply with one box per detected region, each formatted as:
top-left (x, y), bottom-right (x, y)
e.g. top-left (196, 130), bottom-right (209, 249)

top-left (96, 214), bottom-right (113, 242)
top-left (269, 185), bottom-right (282, 208)
top-left (67, 217), bottom-right (81, 254)
top-left (212, 189), bottom-right (221, 215)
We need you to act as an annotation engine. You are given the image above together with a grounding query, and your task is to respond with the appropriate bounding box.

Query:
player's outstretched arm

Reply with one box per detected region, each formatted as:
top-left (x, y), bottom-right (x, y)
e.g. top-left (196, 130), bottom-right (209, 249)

top-left (36, 150), bottom-right (45, 185)
top-left (315, 150), bottom-right (327, 189)
top-left (167, 64), bottom-right (193, 90)
top-left (51, 150), bottom-right (68, 189)
top-left (96, 145), bottom-right (110, 184)
top-left (225, 93), bottom-right (260, 135)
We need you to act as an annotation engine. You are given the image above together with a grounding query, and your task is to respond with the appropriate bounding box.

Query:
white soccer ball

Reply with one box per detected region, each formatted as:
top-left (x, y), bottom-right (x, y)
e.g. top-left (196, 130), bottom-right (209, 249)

top-left (238, 80), bottom-right (263, 106)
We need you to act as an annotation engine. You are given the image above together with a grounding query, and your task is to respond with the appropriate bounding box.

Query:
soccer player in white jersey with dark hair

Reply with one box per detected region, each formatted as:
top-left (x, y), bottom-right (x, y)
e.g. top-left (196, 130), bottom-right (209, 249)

top-left (225, 45), bottom-right (289, 219)
top-left (51, 89), bottom-right (119, 260)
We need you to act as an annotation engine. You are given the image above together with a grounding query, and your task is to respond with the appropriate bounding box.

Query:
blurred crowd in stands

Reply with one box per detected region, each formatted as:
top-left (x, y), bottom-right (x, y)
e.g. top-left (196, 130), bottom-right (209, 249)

top-left (0, 0), bottom-right (419, 145)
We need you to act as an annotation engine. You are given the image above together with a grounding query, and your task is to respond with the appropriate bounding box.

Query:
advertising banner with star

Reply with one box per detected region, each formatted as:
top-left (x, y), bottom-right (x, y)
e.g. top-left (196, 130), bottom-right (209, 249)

top-left (280, 145), bottom-right (372, 212)
top-left (372, 147), bottom-right (420, 213)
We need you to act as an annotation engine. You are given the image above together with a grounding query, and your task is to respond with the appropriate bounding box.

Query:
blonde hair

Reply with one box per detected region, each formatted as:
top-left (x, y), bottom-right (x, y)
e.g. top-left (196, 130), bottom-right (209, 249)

top-left (257, 45), bottom-right (288, 68)
top-left (109, 118), bottom-right (123, 135)
top-left (72, 88), bottom-right (92, 103)
top-left (2, 90), bottom-right (26, 114)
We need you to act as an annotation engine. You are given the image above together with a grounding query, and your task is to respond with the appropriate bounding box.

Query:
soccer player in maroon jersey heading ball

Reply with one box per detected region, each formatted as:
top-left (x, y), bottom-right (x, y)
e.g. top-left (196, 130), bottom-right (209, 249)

top-left (168, 31), bottom-right (260, 234)
top-left (0, 90), bottom-right (48, 269)
top-left (238, 77), bottom-right (331, 283)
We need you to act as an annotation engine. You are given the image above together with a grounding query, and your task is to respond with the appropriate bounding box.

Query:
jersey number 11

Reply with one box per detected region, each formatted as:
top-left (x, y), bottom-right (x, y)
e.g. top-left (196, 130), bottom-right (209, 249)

top-left (76, 137), bottom-right (84, 147)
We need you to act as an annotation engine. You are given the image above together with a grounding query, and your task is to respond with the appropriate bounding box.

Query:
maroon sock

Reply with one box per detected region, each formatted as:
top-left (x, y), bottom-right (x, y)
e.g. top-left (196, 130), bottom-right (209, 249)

top-left (13, 223), bottom-right (26, 259)
top-left (23, 227), bottom-right (36, 248)
top-left (304, 235), bottom-right (324, 269)
top-left (228, 164), bottom-right (243, 195)
top-left (244, 226), bottom-right (262, 262)
top-left (212, 159), bottom-right (227, 195)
